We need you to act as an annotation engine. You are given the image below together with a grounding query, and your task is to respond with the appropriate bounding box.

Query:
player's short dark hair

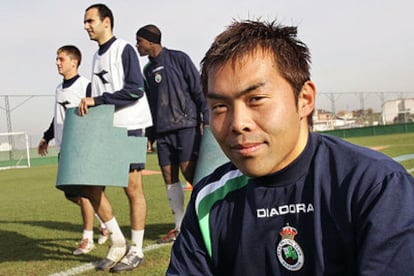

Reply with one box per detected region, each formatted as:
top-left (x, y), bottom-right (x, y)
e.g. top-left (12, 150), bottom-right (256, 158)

top-left (86, 3), bottom-right (114, 30)
top-left (201, 19), bottom-right (311, 102)
top-left (57, 45), bottom-right (82, 67)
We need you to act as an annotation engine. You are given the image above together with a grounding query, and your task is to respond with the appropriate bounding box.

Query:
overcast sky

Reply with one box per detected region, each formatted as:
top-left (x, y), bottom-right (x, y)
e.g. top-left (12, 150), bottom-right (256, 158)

top-left (0, 0), bottom-right (413, 137)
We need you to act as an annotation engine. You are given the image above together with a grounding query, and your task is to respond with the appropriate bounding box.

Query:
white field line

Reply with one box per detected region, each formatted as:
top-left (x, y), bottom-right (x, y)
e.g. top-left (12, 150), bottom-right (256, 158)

top-left (392, 154), bottom-right (414, 174)
top-left (49, 243), bottom-right (171, 276)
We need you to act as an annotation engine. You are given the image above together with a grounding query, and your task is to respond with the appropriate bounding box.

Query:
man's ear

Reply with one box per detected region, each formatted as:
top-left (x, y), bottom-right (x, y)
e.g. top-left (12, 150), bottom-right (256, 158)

top-left (298, 80), bottom-right (316, 119)
top-left (104, 17), bottom-right (111, 29)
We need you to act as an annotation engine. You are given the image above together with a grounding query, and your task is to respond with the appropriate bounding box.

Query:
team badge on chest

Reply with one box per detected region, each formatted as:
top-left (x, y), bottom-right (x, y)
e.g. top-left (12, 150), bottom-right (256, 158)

top-left (276, 224), bottom-right (304, 271)
top-left (154, 72), bottom-right (162, 83)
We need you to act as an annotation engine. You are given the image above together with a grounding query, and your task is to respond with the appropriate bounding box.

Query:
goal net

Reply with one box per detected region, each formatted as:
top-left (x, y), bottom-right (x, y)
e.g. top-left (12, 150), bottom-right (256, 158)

top-left (0, 132), bottom-right (31, 170)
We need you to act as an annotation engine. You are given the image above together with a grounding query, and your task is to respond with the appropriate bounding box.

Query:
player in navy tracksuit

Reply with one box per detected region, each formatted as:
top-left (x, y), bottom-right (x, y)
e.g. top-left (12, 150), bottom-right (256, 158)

top-left (136, 24), bottom-right (209, 243)
top-left (167, 20), bottom-right (414, 275)
top-left (141, 47), bottom-right (208, 135)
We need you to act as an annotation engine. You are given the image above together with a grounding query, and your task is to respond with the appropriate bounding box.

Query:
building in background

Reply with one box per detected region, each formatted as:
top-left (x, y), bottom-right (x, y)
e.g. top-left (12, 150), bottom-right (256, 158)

top-left (382, 98), bottom-right (414, 124)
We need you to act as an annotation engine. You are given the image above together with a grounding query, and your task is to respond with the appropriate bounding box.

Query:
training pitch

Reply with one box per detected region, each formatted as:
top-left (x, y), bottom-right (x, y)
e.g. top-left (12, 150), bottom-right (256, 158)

top-left (1, 133), bottom-right (414, 275)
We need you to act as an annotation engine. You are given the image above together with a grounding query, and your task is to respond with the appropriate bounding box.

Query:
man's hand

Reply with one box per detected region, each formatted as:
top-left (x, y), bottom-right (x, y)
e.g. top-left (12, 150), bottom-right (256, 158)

top-left (38, 138), bottom-right (48, 156)
top-left (78, 97), bottom-right (95, 116)
top-left (147, 140), bottom-right (154, 153)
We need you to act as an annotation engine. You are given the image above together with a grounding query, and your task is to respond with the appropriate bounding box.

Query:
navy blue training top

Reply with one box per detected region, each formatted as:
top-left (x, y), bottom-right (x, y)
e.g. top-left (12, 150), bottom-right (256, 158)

top-left (167, 132), bottom-right (414, 275)
top-left (143, 48), bottom-right (209, 137)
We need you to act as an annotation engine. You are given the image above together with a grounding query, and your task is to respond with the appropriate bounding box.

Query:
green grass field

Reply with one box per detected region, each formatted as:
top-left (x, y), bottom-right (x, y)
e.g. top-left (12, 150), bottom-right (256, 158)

top-left (1, 133), bottom-right (414, 275)
top-left (0, 151), bottom-right (188, 276)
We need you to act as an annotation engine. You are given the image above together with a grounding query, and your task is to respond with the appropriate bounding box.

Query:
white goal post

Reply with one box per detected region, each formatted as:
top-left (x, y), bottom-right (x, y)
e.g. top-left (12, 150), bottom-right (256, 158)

top-left (0, 132), bottom-right (31, 170)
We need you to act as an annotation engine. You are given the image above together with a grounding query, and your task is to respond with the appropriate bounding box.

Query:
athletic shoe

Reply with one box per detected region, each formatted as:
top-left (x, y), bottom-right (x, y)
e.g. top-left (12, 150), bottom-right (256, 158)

top-left (97, 227), bottom-right (110, 245)
top-left (95, 243), bottom-right (127, 271)
top-left (157, 229), bottom-right (180, 244)
top-left (182, 182), bottom-right (193, 191)
top-left (73, 238), bottom-right (95, 255)
top-left (110, 247), bottom-right (144, 272)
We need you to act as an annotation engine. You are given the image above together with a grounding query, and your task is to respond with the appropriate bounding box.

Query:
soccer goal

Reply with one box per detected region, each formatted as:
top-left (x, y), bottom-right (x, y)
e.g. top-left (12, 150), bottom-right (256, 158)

top-left (0, 132), bottom-right (31, 170)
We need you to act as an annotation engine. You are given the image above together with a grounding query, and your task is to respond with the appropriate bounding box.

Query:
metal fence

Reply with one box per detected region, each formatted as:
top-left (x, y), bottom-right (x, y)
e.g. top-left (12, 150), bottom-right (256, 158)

top-left (316, 91), bottom-right (414, 114)
top-left (1, 91), bottom-right (414, 148)
top-left (0, 94), bottom-right (54, 148)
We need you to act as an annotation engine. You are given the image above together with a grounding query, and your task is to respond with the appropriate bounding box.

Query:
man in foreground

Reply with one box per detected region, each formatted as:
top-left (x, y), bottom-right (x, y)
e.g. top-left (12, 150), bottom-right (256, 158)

top-left (167, 19), bottom-right (414, 275)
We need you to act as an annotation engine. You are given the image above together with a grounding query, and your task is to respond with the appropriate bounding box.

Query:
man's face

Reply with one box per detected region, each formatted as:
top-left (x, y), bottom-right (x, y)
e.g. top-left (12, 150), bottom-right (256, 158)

top-left (84, 8), bottom-right (106, 42)
top-left (206, 50), bottom-right (314, 177)
top-left (136, 36), bottom-right (151, 56)
top-left (56, 51), bottom-right (76, 78)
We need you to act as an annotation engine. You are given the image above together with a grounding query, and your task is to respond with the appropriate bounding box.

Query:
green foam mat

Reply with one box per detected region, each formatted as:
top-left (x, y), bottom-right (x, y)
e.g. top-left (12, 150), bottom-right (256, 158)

top-left (56, 105), bottom-right (147, 188)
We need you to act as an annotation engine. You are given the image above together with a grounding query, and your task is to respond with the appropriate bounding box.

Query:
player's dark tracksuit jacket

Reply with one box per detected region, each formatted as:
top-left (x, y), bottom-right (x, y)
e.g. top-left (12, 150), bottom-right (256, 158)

top-left (167, 132), bottom-right (414, 275)
top-left (142, 48), bottom-right (209, 141)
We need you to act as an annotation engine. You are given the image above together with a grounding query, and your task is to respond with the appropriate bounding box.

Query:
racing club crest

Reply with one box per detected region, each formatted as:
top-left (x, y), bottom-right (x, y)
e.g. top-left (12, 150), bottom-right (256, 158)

top-left (276, 224), bottom-right (304, 271)
top-left (154, 72), bottom-right (162, 83)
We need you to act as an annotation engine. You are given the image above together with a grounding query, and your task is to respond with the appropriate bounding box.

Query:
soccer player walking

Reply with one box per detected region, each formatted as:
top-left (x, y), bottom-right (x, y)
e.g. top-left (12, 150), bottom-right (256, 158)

top-left (78, 3), bottom-right (152, 272)
top-left (136, 24), bottom-right (209, 243)
top-left (38, 45), bottom-right (109, 256)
